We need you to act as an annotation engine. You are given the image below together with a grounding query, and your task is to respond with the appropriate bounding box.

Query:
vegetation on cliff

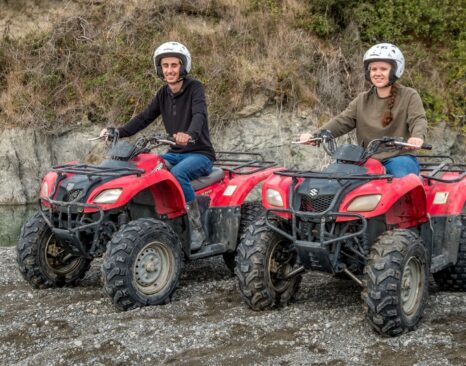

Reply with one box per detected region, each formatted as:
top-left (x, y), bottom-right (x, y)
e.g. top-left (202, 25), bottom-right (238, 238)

top-left (0, 0), bottom-right (464, 133)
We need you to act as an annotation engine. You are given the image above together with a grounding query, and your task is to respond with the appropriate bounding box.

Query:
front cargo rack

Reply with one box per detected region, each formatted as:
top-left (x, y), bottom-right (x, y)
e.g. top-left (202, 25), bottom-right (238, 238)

top-left (52, 163), bottom-right (144, 177)
top-left (275, 169), bottom-right (393, 181)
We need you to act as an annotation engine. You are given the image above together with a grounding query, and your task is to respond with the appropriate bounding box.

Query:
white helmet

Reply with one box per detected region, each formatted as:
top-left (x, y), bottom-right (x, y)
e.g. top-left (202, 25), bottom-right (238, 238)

top-left (153, 41), bottom-right (192, 80)
top-left (363, 43), bottom-right (405, 85)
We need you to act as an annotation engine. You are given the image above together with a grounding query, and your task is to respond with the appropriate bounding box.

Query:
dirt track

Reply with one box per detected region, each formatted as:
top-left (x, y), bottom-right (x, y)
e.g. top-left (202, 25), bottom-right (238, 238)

top-left (1, 246), bottom-right (465, 365)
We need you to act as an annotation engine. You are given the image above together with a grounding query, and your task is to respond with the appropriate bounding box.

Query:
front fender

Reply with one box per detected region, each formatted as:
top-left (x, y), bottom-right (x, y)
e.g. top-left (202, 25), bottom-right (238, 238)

top-left (339, 174), bottom-right (427, 227)
top-left (261, 174), bottom-right (294, 219)
top-left (86, 170), bottom-right (186, 216)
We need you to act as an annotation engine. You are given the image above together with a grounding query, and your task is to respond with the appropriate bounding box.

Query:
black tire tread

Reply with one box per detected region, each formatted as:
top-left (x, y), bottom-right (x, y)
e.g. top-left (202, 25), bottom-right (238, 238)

top-left (17, 211), bottom-right (91, 289)
top-left (235, 217), bottom-right (301, 310)
top-left (102, 218), bottom-right (182, 311)
top-left (223, 201), bottom-right (264, 273)
top-left (363, 229), bottom-right (428, 337)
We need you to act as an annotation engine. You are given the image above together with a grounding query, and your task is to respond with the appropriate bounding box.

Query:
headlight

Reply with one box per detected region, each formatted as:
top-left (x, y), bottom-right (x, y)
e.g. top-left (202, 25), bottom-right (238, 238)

top-left (93, 189), bottom-right (123, 204)
top-left (40, 182), bottom-right (49, 198)
top-left (347, 194), bottom-right (382, 212)
top-left (266, 188), bottom-right (284, 207)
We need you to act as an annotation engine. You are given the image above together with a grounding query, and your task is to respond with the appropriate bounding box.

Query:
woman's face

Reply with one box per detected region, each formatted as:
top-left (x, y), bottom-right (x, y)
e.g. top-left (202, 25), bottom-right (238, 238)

top-left (369, 61), bottom-right (392, 88)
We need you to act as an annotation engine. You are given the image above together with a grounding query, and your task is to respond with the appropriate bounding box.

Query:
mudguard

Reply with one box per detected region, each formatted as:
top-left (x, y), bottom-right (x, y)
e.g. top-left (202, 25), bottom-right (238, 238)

top-left (338, 174), bottom-right (428, 227)
top-left (424, 172), bottom-right (466, 215)
top-left (86, 170), bottom-right (186, 217)
top-left (206, 167), bottom-right (285, 207)
top-left (261, 174), bottom-right (294, 219)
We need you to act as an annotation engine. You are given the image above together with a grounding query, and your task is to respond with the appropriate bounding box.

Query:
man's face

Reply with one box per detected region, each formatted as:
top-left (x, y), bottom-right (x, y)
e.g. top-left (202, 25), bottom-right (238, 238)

top-left (161, 57), bottom-right (182, 84)
top-left (369, 61), bottom-right (392, 88)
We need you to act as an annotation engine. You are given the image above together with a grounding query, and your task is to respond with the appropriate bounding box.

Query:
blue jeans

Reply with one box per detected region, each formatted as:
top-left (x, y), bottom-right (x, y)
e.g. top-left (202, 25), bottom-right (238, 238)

top-left (383, 155), bottom-right (420, 178)
top-left (161, 152), bottom-right (213, 202)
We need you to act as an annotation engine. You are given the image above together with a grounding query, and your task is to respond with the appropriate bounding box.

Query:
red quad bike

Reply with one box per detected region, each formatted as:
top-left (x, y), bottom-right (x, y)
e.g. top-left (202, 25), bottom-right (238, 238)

top-left (235, 131), bottom-right (466, 337)
top-left (17, 131), bottom-right (282, 310)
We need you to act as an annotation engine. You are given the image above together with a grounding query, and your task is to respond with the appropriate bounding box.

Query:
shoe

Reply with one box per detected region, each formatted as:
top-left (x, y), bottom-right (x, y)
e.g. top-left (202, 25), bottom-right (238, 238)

top-left (186, 199), bottom-right (207, 251)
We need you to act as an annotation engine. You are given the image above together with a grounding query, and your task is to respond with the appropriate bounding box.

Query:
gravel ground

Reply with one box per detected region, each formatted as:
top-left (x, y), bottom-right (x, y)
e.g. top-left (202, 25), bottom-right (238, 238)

top-left (1, 246), bottom-right (465, 366)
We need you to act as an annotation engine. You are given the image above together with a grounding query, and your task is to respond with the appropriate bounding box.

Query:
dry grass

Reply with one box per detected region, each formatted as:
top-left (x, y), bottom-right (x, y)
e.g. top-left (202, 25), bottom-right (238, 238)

top-left (0, 0), bottom-right (461, 133)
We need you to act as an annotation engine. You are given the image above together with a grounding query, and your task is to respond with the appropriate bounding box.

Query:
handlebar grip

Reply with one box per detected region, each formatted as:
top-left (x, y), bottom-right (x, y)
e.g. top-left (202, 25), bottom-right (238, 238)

top-left (106, 127), bottom-right (117, 141)
top-left (421, 143), bottom-right (432, 150)
top-left (168, 136), bottom-right (195, 145)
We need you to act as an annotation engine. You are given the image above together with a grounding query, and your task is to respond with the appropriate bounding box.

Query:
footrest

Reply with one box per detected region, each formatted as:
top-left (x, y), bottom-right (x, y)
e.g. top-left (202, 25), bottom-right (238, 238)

top-left (189, 243), bottom-right (226, 260)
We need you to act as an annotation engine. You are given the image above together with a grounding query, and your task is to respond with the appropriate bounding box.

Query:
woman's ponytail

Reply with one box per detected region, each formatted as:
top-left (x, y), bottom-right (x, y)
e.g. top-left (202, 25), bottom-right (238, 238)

top-left (381, 83), bottom-right (398, 127)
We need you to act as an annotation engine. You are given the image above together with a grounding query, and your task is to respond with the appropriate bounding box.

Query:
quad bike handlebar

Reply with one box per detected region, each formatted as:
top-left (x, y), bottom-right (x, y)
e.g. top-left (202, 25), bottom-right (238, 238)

top-left (88, 127), bottom-right (120, 149)
top-left (89, 129), bottom-right (194, 151)
top-left (366, 136), bottom-right (432, 155)
top-left (294, 131), bottom-right (432, 162)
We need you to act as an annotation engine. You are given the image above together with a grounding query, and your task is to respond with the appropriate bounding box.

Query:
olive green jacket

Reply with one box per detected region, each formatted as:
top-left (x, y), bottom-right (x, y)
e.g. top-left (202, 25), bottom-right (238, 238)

top-left (321, 84), bottom-right (428, 160)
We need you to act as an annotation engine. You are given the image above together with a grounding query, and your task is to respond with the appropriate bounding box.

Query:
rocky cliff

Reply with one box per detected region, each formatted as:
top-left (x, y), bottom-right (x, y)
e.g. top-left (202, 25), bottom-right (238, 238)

top-left (1, 109), bottom-right (464, 205)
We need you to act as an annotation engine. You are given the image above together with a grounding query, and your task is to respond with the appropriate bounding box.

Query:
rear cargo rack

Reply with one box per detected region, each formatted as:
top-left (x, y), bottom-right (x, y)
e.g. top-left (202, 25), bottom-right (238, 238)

top-left (214, 151), bottom-right (277, 175)
top-left (416, 154), bottom-right (455, 166)
top-left (420, 162), bottom-right (466, 183)
top-left (417, 154), bottom-right (466, 182)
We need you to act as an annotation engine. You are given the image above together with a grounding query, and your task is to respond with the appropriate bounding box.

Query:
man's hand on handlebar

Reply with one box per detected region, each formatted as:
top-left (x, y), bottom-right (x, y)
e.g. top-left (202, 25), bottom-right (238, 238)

top-left (173, 132), bottom-right (192, 146)
top-left (97, 127), bottom-right (117, 142)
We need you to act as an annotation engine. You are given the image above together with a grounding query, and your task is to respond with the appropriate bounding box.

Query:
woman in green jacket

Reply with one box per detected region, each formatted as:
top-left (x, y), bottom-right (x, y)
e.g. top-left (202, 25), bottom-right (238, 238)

top-left (300, 43), bottom-right (428, 177)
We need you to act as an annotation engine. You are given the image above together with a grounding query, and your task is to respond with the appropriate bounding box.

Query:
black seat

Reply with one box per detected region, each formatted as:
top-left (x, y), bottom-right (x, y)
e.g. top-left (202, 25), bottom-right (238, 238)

top-left (191, 167), bottom-right (225, 190)
top-left (164, 160), bottom-right (225, 190)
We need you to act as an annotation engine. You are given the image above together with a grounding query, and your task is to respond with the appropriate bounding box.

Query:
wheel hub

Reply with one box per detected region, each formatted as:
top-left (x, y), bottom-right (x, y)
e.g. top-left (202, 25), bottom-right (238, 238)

top-left (268, 240), bottom-right (295, 292)
top-left (401, 257), bottom-right (423, 316)
top-left (45, 234), bottom-right (82, 274)
top-left (135, 248), bottom-right (162, 286)
top-left (133, 241), bottom-right (173, 295)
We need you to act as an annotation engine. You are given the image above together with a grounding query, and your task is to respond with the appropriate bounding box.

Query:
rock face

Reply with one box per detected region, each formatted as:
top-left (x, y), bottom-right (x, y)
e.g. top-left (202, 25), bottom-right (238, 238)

top-left (0, 205), bottom-right (36, 246)
top-left (0, 113), bottom-right (464, 205)
top-left (0, 127), bottom-right (100, 204)
top-left (212, 109), bottom-right (332, 170)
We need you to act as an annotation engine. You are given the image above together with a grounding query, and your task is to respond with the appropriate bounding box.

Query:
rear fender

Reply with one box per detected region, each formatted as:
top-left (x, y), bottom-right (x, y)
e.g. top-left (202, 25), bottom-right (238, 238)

top-left (424, 173), bottom-right (466, 215)
top-left (210, 167), bottom-right (284, 206)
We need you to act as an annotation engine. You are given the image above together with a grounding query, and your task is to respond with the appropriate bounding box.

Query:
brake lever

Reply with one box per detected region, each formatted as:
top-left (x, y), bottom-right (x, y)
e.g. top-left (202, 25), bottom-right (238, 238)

top-left (157, 139), bottom-right (177, 146)
top-left (291, 137), bottom-right (323, 144)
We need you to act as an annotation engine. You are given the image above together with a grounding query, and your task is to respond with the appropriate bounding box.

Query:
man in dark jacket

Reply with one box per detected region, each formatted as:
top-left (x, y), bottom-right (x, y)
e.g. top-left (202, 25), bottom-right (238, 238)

top-left (100, 41), bottom-right (215, 250)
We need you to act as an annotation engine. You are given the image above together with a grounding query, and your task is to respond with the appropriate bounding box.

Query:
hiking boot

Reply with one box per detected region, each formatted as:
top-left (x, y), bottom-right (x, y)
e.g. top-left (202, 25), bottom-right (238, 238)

top-left (186, 199), bottom-right (207, 251)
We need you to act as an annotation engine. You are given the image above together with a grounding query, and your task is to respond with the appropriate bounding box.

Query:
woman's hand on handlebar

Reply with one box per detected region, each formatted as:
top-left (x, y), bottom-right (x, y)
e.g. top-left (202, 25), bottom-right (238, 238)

top-left (406, 137), bottom-right (424, 150)
top-left (298, 132), bottom-right (319, 146)
top-left (99, 128), bottom-right (108, 139)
